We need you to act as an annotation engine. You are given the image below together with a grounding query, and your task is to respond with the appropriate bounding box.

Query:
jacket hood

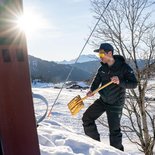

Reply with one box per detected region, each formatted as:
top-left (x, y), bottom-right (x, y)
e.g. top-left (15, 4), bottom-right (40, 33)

top-left (113, 55), bottom-right (125, 63)
top-left (100, 55), bottom-right (126, 69)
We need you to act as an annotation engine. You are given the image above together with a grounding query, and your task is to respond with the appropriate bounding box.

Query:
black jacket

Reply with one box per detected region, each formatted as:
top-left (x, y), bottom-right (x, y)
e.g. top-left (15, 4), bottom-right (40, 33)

top-left (90, 55), bottom-right (138, 106)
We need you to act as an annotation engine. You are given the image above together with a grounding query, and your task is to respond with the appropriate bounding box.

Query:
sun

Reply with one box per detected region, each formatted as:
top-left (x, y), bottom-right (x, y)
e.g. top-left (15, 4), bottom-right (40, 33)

top-left (16, 10), bottom-right (47, 36)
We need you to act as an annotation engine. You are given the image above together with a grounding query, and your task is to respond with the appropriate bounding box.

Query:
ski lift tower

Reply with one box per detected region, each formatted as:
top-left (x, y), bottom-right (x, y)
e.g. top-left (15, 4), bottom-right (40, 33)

top-left (0, 0), bottom-right (40, 154)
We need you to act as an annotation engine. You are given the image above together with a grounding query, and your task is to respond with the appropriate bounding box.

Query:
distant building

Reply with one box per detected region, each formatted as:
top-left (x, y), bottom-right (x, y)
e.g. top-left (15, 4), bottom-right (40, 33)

top-left (67, 81), bottom-right (89, 90)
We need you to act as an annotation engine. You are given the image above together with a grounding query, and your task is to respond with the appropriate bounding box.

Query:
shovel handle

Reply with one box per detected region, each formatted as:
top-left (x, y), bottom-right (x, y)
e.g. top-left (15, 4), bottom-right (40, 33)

top-left (81, 81), bottom-right (113, 102)
top-left (92, 81), bottom-right (113, 95)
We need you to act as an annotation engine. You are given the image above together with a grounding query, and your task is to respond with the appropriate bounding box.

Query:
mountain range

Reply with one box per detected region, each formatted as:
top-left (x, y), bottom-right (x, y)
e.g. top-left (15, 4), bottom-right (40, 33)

top-left (29, 55), bottom-right (100, 83)
top-left (57, 54), bottom-right (99, 64)
top-left (29, 54), bottom-right (155, 83)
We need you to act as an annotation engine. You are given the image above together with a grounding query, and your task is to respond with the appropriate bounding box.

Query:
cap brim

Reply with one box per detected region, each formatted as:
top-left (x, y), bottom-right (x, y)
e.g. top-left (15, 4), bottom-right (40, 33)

top-left (94, 49), bottom-right (99, 53)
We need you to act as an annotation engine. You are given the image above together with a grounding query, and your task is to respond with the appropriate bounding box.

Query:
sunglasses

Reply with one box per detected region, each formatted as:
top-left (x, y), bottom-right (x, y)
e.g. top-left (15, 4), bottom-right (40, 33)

top-left (98, 50), bottom-right (106, 58)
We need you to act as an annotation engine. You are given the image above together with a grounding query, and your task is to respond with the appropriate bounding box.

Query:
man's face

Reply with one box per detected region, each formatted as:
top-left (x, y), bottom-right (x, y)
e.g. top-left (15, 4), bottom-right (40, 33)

top-left (99, 50), bottom-right (113, 63)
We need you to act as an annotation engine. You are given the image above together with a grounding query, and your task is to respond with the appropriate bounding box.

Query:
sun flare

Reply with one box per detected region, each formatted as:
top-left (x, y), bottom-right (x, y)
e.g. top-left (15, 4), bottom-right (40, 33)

top-left (16, 10), bottom-right (48, 36)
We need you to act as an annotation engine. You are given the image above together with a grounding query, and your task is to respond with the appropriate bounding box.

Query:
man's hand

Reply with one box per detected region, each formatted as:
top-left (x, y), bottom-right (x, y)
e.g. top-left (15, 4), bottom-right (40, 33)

top-left (86, 90), bottom-right (94, 97)
top-left (111, 76), bottom-right (120, 85)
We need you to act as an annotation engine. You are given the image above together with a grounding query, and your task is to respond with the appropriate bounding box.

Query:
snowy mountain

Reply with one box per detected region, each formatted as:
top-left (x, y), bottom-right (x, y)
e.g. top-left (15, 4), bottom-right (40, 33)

top-left (29, 55), bottom-right (155, 83)
top-left (57, 54), bottom-right (99, 64)
top-left (29, 55), bottom-right (92, 83)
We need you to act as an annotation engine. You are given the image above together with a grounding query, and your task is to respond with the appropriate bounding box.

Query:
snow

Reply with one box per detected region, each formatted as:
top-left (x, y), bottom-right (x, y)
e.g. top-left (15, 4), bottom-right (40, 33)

top-left (32, 81), bottom-right (89, 89)
top-left (32, 82), bottom-right (54, 88)
top-left (38, 120), bottom-right (128, 155)
top-left (76, 81), bottom-right (89, 88)
top-left (32, 80), bottom-right (155, 155)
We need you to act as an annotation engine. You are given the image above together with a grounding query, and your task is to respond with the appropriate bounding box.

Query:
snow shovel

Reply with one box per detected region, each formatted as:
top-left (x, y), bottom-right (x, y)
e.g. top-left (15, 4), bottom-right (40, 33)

top-left (68, 81), bottom-right (113, 116)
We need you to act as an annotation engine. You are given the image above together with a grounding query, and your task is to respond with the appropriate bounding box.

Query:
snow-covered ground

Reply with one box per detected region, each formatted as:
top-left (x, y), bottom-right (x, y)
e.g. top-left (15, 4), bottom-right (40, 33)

top-left (38, 120), bottom-right (128, 155)
top-left (32, 80), bottom-right (155, 155)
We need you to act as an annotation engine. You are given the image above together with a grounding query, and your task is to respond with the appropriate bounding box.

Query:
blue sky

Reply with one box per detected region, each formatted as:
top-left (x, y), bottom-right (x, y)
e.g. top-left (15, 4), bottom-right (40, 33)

top-left (23, 0), bottom-right (95, 61)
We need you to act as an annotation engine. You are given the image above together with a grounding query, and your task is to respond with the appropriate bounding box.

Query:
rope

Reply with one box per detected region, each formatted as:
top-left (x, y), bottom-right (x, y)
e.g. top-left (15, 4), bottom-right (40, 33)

top-left (47, 0), bottom-right (112, 117)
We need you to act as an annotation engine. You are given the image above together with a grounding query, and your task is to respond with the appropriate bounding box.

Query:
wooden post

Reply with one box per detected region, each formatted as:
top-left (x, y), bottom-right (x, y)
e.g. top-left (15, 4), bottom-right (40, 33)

top-left (0, 0), bottom-right (40, 154)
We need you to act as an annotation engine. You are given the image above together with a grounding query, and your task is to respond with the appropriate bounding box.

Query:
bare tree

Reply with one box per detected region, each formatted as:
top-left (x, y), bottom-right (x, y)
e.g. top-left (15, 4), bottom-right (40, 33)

top-left (91, 0), bottom-right (155, 154)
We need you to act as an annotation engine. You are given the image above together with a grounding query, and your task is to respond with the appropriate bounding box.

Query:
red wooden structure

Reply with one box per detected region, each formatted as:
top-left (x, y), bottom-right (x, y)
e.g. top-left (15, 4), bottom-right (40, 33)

top-left (0, 0), bottom-right (40, 154)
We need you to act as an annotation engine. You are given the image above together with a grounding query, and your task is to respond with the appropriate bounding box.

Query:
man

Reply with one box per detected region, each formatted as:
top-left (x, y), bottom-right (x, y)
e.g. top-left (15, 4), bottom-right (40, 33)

top-left (82, 43), bottom-right (138, 151)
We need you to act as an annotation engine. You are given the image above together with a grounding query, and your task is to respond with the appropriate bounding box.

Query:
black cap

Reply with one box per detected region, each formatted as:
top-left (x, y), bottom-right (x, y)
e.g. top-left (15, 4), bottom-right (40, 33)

top-left (94, 43), bottom-right (114, 53)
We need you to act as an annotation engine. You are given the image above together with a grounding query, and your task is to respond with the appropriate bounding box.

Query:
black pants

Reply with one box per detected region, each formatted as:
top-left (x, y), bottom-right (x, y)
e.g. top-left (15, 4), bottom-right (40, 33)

top-left (82, 98), bottom-right (124, 151)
